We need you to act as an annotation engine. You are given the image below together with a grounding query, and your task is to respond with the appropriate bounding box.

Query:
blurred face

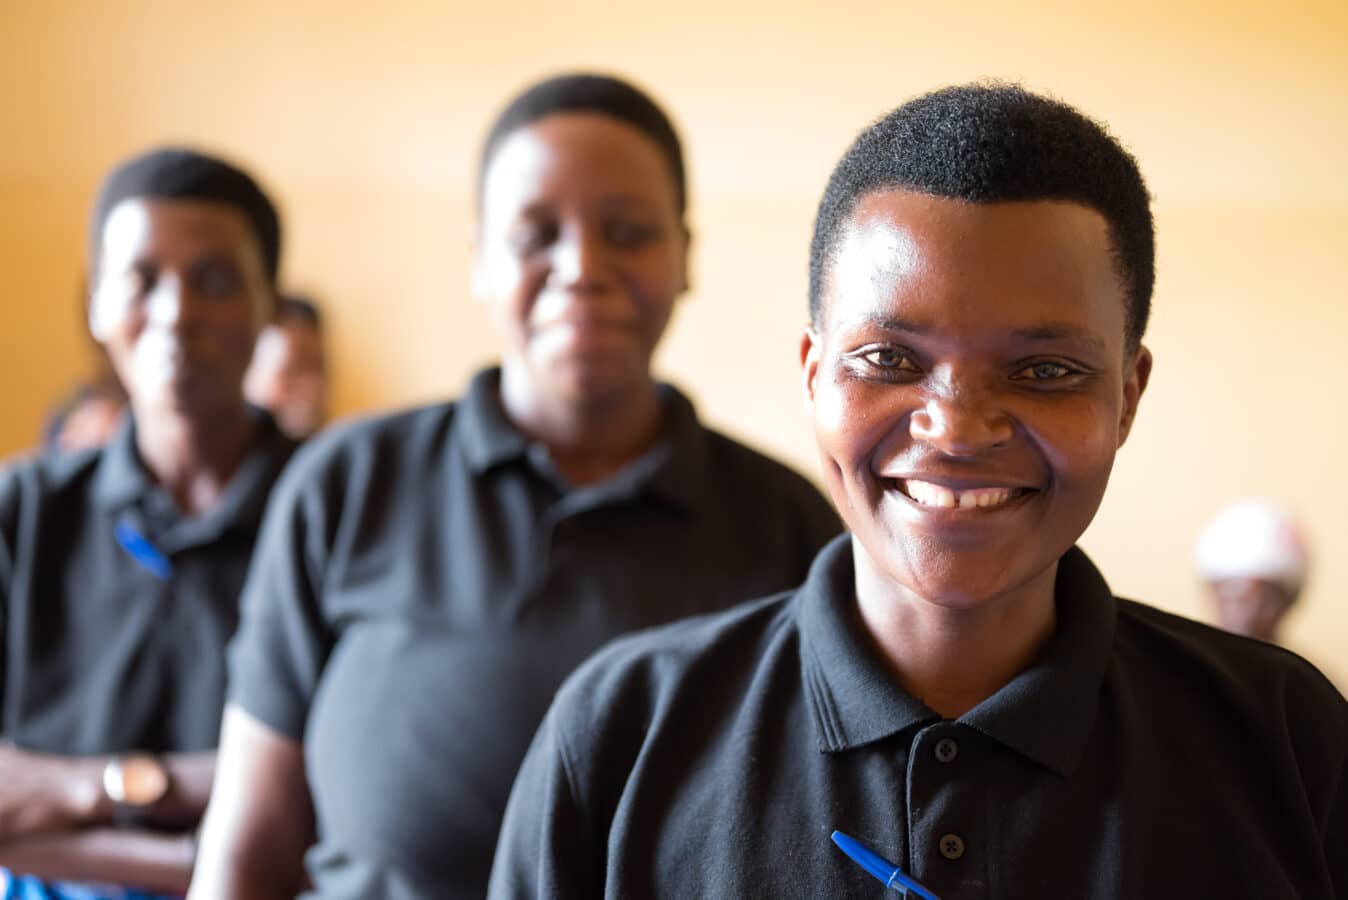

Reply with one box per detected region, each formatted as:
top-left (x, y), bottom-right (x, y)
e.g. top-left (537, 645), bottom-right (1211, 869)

top-left (1209, 577), bottom-right (1296, 641)
top-left (473, 112), bottom-right (688, 405)
top-left (91, 199), bottom-right (273, 421)
top-left (802, 191), bottom-right (1150, 609)
top-left (244, 318), bottom-right (327, 438)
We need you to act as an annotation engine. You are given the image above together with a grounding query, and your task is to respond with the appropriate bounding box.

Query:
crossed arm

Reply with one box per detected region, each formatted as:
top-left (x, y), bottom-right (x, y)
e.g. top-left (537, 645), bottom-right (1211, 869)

top-left (0, 746), bottom-right (215, 893)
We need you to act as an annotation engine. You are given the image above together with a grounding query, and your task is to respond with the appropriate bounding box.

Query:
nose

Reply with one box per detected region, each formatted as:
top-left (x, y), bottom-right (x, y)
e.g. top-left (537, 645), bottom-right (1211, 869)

top-left (909, 380), bottom-right (1014, 456)
top-left (549, 225), bottom-right (609, 292)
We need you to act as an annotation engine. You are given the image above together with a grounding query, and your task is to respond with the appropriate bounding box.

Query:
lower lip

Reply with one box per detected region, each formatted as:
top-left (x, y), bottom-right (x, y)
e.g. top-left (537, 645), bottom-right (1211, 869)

top-left (540, 322), bottom-right (639, 351)
top-left (543, 315), bottom-right (636, 330)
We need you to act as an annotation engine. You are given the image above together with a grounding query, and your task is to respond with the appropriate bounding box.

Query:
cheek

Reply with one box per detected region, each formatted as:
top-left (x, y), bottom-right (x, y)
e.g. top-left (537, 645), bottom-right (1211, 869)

top-left (210, 305), bottom-right (263, 349)
top-left (90, 284), bottom-right (140, 343)
top-left (498, 265), bottom-right (546, 333)
top-left (811, 374), bottom-right (898, 488)
top-left (623, 253), bottom-right (683, 330)
top-left (226, 329), bottom-right (260, 366)
top-left (185, 311), bottom-right (264, 381)
top-left (1034, 403), bottom-right (1124, 503)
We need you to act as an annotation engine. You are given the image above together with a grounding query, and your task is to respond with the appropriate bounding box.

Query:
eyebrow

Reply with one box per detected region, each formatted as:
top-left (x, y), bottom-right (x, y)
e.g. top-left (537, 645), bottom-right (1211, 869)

top-left (855, 315), bottom-right (1108, 352)
top-left (1011, 324), bottom-right (1108, 353)
top-left (516, 195), bottom-right (657, 218)
top-left (859, 315), bottom-right (932, 335)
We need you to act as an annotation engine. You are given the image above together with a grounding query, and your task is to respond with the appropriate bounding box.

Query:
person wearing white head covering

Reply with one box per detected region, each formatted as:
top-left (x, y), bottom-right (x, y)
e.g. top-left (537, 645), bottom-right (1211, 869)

top-left (1195, 498), bottom-right (1311, 642)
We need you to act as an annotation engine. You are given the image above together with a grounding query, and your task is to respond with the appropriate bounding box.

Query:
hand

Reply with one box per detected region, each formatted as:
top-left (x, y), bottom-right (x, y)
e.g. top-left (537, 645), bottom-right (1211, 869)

top-left (0, 743), bottom-right (107, 840)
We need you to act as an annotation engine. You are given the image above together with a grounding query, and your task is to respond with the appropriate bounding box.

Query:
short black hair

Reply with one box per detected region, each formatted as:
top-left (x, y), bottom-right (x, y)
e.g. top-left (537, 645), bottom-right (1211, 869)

top-left (278, 294), bottom-right (322, 329)
top-left (90, 147), bottom-right (283, 285)
top-left (809, 83), bottom-right (1154, 350)
top-left (477, 73), bottom-right (686, 216)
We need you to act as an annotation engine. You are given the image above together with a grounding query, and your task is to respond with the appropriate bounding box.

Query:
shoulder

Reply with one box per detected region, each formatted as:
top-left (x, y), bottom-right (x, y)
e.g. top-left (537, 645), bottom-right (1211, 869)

top-left (1117, 599), bottom-right (1343, 701)
top-left (1115, 598), bottom-right (1346, 757)
top-left (696, 425), bottom-right (838, 523)
top-left (0, 447), bottom-right (101, 518)
top-left (698, 426), bottom-right (815, 493)
top-left (293, 402), bottom-right (457, 472)
top-left (274, 402), bottom-right (458, 497)
top-left (253, 402), bottom-right (460, 552)
top-left (551, 592), bottom-right (798, 741)
top-left (0, 450), bottom-right (102, 589)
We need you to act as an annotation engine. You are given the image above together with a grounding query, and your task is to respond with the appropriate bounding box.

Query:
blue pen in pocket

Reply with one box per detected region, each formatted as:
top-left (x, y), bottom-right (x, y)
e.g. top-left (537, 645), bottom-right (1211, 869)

top-left (832, 830), bottom-right (941, 899)
top-left (114, 520), bottom-right (173, 582)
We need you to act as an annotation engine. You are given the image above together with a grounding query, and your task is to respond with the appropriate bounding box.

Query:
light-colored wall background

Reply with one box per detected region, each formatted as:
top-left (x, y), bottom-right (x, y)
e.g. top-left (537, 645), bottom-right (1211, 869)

top-left (2, 0), bottom-right (1344, 683)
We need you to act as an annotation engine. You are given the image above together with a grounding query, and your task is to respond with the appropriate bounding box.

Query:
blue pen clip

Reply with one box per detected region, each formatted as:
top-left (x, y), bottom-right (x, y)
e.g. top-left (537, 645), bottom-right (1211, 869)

top-left (115, 520), bottom-right (173, 582)
top-left (832, 830), bottom-right (942, 900)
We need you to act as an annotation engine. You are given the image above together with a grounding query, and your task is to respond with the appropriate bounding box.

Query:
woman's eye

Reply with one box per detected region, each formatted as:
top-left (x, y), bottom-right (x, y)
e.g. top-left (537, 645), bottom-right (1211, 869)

top-left (861, 348), bottom-right (919, 371)
top-left (195, 263), bottom-right (244, 298)
top-left (509, 223), bottom-right (558, 254)
top-left (1014, 361), bottom-right (1076, 381)
top-left (606, 220), bottom-right (659, 249)
top-left (130, 263), bottom-right (157, 295)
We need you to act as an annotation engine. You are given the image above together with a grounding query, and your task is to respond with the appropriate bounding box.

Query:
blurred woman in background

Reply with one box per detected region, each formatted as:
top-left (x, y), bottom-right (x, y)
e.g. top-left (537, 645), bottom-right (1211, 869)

top-left (243, 294), bottom-right (327, 441)
top-left (0, 148), bottom-right (297, 897)
top-left (189, 73), bottom-right (840, 899)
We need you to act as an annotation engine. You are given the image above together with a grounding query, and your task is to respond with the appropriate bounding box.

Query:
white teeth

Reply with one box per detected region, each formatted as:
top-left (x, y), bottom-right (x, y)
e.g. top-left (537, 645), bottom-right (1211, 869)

top-left (904, 480), bottom-right (956, 508)
top-left (901, 480), bottom-right (1019, 511)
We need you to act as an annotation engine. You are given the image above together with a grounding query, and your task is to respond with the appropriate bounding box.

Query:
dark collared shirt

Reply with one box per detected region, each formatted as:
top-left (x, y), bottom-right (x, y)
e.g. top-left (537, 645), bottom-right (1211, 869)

top-left (0, 411), bottom-right (295, 753)
top-left (490, 535), bottom-right (1348, 900)
top-left (226, 368), bottom-right (841, 899)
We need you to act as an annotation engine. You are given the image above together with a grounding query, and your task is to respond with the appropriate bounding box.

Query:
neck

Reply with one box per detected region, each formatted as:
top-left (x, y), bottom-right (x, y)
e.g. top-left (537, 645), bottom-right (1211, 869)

top-left (498, 361), bottom-right (664, 486)
top-left (132, 400), bottom-right (257, 516)
top-left (852, 537), bottom-right (1058, 719)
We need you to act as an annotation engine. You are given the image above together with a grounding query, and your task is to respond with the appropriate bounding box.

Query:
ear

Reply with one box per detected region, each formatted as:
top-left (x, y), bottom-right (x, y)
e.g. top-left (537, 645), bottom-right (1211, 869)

top-left (800, 325), bottom-right (822, 412)
top-left (258, 286), bottom-right (280, 329)
top-left (1117, 344), bottom-right (1152, 447)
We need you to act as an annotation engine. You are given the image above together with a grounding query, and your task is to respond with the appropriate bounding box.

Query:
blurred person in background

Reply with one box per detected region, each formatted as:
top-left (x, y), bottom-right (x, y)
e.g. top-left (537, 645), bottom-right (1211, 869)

top-left (243, 295), bottom-right (327, 441)
top-left (43, 364), bottom-right (127, 455)
top-left (0, 148), bottom-right (297, 897)
top-left (1195, 497), bottom-right (1311, 643)
top-left (188, 73), bottom-right (840, 900)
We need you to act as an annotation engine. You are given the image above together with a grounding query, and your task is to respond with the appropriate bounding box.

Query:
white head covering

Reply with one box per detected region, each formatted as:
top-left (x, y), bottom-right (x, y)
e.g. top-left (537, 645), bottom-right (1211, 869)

top-left (1194, 498), bottom-right (1311, 594)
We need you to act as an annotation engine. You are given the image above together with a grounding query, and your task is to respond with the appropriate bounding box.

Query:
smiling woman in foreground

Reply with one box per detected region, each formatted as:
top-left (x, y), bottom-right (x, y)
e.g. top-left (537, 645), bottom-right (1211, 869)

top-left (487, 84), bottom-right (1347, 899)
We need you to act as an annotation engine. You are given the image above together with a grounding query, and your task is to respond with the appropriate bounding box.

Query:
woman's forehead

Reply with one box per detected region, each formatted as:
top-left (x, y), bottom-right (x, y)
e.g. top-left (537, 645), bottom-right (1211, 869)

top-left (480, 113), bottom-right (679, 213)
top-left (99, 197), bottom-right (261, 264)
top-left (821, 191), bottom-right (1127, 344)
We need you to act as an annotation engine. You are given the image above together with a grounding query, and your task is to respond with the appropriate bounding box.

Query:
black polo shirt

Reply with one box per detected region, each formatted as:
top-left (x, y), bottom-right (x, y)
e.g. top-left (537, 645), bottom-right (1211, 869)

top-left (489, 535), bottom-right (1348, 899)
top-left (0, 411), bottom-right (295, 753)
top-left (226, 367), bottom-right (841, 898)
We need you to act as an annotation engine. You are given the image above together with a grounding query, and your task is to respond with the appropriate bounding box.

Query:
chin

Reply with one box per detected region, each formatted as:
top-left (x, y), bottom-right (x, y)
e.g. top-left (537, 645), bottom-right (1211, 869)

top-left (863, 530), bottom-right (1058, 610)
top-left (548, 356), bottom-right (649, 405)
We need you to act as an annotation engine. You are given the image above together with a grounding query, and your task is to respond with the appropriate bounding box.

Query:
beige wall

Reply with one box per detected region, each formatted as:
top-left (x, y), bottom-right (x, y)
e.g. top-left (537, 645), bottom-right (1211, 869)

top-left (2, 0), bottom-right (1344, 682)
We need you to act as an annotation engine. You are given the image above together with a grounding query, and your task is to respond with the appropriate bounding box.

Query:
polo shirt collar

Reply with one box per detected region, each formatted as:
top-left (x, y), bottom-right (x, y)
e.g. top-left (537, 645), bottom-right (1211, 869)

top-left (799, 537), bottom-right (1117, 777)
top-left (455, 367), bottom-right (714, 516)
top-left (90, 408), bottom-right (293, 549)
top-left (799, 536), bottom-right (938, 752)
top-left (635, 384), bottom-right (713, 516)
top-left (457, 368), bottom-right (530, 474)
top-left (961, 547), bottom-right (1116, 776)
top-left (90, 413), bottom-right (153, 510)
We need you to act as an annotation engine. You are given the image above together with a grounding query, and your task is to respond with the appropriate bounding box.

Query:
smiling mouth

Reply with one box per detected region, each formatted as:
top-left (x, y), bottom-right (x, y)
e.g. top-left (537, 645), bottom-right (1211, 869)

top-left (896, 478), bottom-right (1034, 510)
